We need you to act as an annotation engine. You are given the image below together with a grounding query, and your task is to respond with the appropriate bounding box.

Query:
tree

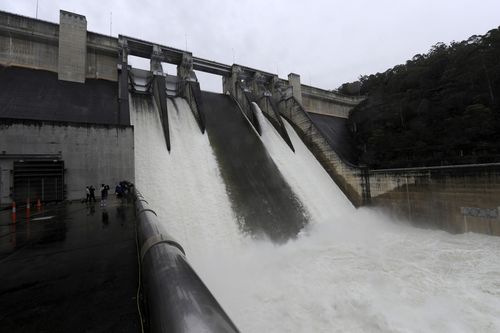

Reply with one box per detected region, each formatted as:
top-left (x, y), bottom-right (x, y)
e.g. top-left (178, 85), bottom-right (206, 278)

top-left (346, 26), bottom-right (500, 168)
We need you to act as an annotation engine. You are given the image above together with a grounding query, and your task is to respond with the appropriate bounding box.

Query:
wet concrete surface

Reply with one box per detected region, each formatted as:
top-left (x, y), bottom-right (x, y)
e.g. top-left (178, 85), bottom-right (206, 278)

top-left (0, 65), bottom-right (122, 125)
top-left (0, 197), bottom-right (139, 332)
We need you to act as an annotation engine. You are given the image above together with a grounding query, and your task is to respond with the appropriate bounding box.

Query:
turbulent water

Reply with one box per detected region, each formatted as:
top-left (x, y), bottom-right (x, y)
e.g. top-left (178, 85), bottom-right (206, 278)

top-left (132, 96), bottom-right (500, 332)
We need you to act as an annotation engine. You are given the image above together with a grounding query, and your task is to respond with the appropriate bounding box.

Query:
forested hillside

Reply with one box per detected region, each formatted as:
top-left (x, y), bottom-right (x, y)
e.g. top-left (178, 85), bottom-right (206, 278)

top-left (347, 27), bottom-right (500, 168)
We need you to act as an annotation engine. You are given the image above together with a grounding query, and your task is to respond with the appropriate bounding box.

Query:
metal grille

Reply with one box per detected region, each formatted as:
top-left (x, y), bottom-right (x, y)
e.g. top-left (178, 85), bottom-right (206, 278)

top-left (13, 160), bottom-right (65, 203)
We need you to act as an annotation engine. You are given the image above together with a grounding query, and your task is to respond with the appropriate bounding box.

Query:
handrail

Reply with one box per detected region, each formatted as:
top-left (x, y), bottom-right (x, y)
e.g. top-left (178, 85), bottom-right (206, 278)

top-left (301, 84), bottom-right (365, 105)
top-left (371, 162), bottom-right (500, 173)
top-left (134, 189), bottom-right (239, 333)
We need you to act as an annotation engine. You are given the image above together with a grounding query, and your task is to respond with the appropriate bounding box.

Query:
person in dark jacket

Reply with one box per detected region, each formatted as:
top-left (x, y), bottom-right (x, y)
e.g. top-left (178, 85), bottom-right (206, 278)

top-left (115, 184), bottom-right (123, 198)
top-left (89, 185), bottom-right (96, 203)
top-left (100, 184), bottom-right (109, 207)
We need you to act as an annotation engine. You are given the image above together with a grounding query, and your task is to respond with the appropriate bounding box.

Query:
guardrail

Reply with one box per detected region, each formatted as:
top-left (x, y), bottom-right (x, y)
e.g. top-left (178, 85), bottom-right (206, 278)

top-left (301, 84), bottom-right (365, 105)
top-left (135, 190), bottom-right (239, 333)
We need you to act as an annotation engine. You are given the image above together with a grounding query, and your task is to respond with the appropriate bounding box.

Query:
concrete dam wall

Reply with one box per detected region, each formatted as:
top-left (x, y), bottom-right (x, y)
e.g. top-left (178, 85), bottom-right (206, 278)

top-left (0, 65), bottom-right (122, 125)
top-left (0, 119), bottom-right (134, 203)
top-left (0, 10), bottom-right (118, 81)
top-left (0, 8), bottom-right (498, 237)
top-left (369, 164), bottom-right (500, 236)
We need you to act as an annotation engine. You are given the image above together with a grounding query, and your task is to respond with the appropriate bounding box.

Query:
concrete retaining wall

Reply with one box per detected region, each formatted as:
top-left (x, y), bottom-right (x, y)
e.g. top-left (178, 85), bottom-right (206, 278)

top-left (0, 11), bottom-right (58, 72)
top-left (58, 10), bottom-right (86, 83)
top-left (0, 10), bottom-right (118, 82)
top-left (301, 85), bottom-right (364, 119)
top-left (0, 120), bottom-right (134, 205)
top-left (302, 95), bottom-right (352, 118)
top-left (86, 32), bottom-right (119, 81)
top-left (369, 164), bottom-right (500, 236)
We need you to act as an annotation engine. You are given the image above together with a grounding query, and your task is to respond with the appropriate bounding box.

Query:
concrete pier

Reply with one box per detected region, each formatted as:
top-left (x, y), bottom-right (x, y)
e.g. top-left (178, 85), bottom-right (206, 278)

top-left (58, 11), bottom-right (87, 83)
top-left (0, 197), bottom-right (140, 332)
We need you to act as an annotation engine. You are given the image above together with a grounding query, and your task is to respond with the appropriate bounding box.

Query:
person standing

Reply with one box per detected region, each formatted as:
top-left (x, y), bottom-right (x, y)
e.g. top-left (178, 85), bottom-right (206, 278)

top-left (89, 185), bottom-right (96, 203)
top-left (115, 184), bottom-right (122, 198)
top-left (100, 184), bottom-right (108, 207)
top-left (101, 184), bottom-right (109, 206)
top-left (85, 186), bottom-right (90, 203)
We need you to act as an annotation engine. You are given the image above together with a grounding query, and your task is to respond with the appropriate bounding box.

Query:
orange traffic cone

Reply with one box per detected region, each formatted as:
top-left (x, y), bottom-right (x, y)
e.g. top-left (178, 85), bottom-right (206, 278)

top-left (36, 198), bottom-right (42, 210)
top-left (26, 197), bottom-right (31, 211)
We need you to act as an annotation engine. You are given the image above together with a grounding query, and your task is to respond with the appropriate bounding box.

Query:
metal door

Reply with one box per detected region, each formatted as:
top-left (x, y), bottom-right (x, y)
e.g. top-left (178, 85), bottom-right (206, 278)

top-left (13, 160), bottom-right (65, 203)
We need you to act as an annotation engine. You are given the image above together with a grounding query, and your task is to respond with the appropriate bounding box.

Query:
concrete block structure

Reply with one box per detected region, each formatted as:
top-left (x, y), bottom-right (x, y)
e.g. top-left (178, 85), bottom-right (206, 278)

top-left (0, 12), bottom-right (59, 72)
top-left (86, 32), bottom-right (119, 81)
top-left (0, 10), bottom-right (118, 82)
top-left (288, 73), bottom-right (302, 104)
top-left (58, 10), bottom-right (87, 83)
top-left (301, 84), bottom-right (364, 118)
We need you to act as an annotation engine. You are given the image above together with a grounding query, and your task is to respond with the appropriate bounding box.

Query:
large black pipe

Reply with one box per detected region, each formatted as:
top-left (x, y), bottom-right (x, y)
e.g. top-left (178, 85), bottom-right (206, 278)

top-left (135, 191), bottom-right (239, 333)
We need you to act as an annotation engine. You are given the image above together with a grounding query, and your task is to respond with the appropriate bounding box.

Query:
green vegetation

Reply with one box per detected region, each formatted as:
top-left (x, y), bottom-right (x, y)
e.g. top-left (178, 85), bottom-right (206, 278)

top-left (347, 27), bottom-right (500, 168)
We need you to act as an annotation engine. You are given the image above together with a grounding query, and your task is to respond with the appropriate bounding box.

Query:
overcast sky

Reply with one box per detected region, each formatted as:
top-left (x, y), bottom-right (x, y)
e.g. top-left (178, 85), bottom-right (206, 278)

top-left (2, 0), bottom-right (499, 92)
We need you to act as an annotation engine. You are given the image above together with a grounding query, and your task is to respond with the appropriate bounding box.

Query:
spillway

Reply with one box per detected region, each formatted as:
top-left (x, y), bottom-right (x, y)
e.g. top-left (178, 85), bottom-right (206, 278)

top-left (132, 94), bottom-right (500, 332)
top-left (130, 94), bottom-right (242, 257)
top-left (202, 92), bottom-right (308, 241)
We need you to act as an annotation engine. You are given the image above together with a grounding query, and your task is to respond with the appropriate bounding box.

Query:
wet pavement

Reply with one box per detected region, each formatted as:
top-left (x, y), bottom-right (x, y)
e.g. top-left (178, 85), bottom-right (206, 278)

top-left (0, 197), bottom-right (139, 332)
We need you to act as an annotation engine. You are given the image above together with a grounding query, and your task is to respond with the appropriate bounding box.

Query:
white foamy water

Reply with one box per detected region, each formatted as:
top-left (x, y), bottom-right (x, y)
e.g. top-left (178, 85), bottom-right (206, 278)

top-left (253, 103), bottom-right (355, 224)
top-left (131, 96), bottom-right (242, 256)
top-left (133, 97), bottom-right (500, 332)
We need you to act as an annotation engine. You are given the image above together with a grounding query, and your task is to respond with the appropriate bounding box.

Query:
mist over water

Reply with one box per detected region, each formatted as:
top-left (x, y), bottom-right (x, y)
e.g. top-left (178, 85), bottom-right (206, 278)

top-left (132, 97), bottom-right (500, 332)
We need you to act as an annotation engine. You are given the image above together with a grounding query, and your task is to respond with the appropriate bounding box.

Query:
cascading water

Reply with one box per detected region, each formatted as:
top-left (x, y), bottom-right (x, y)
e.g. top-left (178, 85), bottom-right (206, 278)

top-left (132, 94), bottom-right (500, 332)
top-left (252, 103), bottom-right (355, 223)
top-left (130, 95), bottom-right (242, 257)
